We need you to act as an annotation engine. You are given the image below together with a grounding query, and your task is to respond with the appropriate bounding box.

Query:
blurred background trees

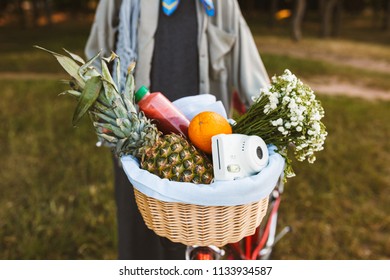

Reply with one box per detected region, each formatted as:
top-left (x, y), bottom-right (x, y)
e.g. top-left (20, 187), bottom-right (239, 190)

top-left (0, 0), bottom-right (389, 40)
top-left (0, 0), bottom-right (97, 27)
top-left (238, 0), bottom-right (390, 40)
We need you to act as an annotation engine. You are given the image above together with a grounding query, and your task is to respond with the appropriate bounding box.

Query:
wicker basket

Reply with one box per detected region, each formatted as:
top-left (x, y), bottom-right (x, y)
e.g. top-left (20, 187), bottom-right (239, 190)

top-left (122, 143), bottom-right (285, 247)
top-left (134, 188), bottom-right (270, 247)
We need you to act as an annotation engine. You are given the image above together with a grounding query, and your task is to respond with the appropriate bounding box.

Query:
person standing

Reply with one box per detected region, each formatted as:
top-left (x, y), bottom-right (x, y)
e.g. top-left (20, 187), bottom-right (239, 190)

top-left (85, 0), bottom-right (270, 260)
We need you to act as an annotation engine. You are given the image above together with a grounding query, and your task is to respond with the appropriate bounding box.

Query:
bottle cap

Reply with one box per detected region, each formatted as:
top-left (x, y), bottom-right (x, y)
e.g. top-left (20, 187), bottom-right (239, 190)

top-left (135, 86), bottom-right (150, 103)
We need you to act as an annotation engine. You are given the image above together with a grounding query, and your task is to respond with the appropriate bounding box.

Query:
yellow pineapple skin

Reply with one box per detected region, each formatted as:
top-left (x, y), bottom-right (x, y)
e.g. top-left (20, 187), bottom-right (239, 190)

top-left (140, 134), bottom-right (214, 184)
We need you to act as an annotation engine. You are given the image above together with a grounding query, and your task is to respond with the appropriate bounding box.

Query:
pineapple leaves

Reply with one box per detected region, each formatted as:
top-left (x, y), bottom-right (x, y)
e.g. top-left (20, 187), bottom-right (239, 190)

top-left (101, 59), bottom-right (119, 94)
top-left (114, 54), bottom-right (121, 90)
top-left (93, 122), bottom-right (127, 138)
top-left (78, 51), bottom-right (101, 79)
top-left (63, 48), bottom-right (85, 64)
top-left (124, 62), bottom-right (136, 102)
top-left (73, 76), bottom-right (102, 126)
top-left (59, 89), bottom-right (81, 98)
top-left (34, 45), bottom-right (85, 88)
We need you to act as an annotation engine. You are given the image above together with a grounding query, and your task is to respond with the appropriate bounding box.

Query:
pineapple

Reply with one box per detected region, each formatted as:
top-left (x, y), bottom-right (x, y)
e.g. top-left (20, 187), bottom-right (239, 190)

top-left (37, 46), bottom-right (213, 184)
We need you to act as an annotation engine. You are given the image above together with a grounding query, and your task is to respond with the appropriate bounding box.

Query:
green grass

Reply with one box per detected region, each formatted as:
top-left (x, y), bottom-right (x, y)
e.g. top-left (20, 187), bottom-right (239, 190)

top-left (0, 80), bottom-right (117, 259)
top-left (272, 95), bottom-right (390, 259)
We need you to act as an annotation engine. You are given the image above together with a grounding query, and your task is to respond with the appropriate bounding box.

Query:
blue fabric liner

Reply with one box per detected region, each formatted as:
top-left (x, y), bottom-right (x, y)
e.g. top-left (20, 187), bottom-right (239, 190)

top-left (120, 145), bottom-right (285, 206)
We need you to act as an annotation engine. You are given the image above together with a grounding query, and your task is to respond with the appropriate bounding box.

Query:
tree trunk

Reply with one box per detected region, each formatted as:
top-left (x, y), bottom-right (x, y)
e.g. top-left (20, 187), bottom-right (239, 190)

top-left (238, 0), bottom-right (256, 15)
top-left (246, 0), bottom-right (255, 10)
top-left (248, 0), bottom-right (256, 16)
top-left (331, 0), bottom-right (343, 37)
top-left (385, 0), bottom-right (390, 30)
top-left (16, 0), bottom-right (27, 28)
top-left (320, 0), bottom-right (339, 37)
top-left (269, 0), bottom-right (278, 28)
top-left (371, 0), bottom-right (381, 28)
top-left (32, 0), bottom-right (39, 27)
top-left (30, 0), bottom-right (53, 27)
top-left (43, 0), bottom-right (52, 26)
top-left (291, 0), bottom-right (306, 41)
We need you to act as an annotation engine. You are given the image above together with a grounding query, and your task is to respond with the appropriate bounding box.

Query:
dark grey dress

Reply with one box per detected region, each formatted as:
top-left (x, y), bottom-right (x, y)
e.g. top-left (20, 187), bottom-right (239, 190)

top-left (113, 0), bottom-right (199, 260)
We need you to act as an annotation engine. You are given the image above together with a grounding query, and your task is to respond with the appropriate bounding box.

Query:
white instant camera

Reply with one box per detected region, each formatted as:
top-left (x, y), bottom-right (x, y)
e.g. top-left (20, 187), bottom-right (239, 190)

top-left (211, 134), bottom-right (269, 181)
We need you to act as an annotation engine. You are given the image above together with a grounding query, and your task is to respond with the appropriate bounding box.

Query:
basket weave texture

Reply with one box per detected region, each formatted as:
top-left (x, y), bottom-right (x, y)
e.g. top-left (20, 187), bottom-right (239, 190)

top-left (134, 188), bottom-right (269, 247)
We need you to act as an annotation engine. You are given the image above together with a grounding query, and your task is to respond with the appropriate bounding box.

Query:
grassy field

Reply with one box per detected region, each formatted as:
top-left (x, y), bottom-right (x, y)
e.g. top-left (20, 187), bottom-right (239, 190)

top-left (0, 80), bottom-right (116, 259)
top-left (274, 96), bottom-right (390, 259)
top-left (0, 18), bottom-right (389, 260)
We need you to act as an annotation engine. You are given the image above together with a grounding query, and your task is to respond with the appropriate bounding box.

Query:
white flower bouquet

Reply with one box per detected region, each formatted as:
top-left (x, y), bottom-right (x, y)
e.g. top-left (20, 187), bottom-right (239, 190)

top-left (233, 69), bottom-right (328, 178)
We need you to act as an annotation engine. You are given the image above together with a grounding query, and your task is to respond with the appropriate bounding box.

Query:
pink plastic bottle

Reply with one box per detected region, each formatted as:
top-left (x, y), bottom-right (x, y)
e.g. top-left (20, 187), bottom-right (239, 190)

top-left (135, 86), bottom-right (190, 138)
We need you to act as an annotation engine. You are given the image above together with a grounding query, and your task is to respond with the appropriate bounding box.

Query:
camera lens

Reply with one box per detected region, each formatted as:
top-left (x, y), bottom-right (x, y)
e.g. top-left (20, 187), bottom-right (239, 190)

top-left (256, 146), bottom-right (263, 159)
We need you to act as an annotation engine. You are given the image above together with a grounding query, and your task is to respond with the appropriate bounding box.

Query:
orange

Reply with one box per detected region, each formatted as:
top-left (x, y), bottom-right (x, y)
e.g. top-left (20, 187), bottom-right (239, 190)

top-left (188, 111), bottom-right (232, 154)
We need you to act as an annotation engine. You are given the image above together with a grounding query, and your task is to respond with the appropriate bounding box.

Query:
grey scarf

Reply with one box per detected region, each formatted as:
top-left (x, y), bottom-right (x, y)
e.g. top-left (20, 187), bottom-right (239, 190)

top-left (114, 0), bottom-right (140, 92)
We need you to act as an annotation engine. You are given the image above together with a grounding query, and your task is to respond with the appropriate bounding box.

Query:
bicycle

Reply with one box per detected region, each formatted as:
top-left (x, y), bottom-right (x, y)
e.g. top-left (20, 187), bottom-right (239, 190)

top-left (185, 175), bottom-right (291, 260)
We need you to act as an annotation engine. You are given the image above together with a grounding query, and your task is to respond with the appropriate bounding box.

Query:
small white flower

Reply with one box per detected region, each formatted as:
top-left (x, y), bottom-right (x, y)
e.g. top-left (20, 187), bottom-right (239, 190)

top-left (271, 118), bottom-right (283, 127)
top-left (308, 155), bottom-right (316, 164)
top-left (311, 111), bottom-right (321, 121)
top-left (251, 95), bottom-right (259, 102)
